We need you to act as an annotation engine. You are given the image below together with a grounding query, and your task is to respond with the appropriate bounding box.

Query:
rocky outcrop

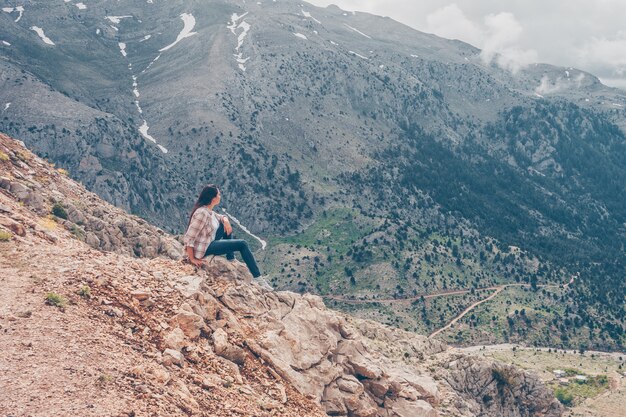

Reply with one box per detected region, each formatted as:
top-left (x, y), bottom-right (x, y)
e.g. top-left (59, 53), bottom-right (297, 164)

top-left (165, 257), bottom-right (562, 417)
top-left (0, 133), bottom-right (182, 259)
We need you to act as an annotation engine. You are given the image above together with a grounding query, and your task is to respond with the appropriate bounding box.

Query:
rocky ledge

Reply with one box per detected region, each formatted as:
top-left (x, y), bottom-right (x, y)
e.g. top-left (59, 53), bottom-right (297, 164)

top-left (0, 133), bottom-right (562, 416)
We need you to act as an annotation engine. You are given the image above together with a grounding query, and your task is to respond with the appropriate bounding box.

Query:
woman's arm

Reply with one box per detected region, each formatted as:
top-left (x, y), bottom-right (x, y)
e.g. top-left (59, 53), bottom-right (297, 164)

top-left (184, 209), bottom-right (209, 266)
top-left (221, 215), bottom-right (233, 235)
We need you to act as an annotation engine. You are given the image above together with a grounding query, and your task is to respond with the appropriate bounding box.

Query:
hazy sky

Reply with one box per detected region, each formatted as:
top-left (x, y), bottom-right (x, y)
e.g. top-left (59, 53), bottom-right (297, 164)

top-left (307, 0), bottom-right (626, 89)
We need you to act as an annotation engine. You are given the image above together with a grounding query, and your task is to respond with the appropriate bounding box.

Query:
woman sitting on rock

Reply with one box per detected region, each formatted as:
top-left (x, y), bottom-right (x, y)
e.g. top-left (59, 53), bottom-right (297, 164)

top-left (184, 184), bottom-right (272, 290)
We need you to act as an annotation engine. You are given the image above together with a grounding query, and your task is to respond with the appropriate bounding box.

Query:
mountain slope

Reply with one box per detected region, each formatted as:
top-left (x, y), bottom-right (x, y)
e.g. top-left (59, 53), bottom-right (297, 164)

top-left (0, 133), bottom-right (563, 417)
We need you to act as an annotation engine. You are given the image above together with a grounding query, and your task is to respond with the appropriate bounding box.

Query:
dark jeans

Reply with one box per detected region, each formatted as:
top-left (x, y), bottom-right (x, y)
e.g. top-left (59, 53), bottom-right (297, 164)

top-left (204, 223), bottom-right (261, 278)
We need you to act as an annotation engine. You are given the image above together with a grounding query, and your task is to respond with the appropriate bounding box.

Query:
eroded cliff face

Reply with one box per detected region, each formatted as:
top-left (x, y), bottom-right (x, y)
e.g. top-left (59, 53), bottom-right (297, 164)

top-left (0, 134), bottom-right (562, 416)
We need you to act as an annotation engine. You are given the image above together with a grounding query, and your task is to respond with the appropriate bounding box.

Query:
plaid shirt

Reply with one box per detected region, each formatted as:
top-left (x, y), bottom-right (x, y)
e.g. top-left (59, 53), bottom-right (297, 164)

top-left (184, 207), bottom-right (225, 259)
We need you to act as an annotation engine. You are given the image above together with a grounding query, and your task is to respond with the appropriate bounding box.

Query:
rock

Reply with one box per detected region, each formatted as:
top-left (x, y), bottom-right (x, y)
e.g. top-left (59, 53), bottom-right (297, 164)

top-left (174, 275), bottom-right (204, 298)
top-left (200, 375), bottom-right (221, 390)
top-left (131, 289), bottom-right (151, 302)
top-left (212, 328), bottom-right (246, 365)
top-left (162, 349), bottom-right (184, 367)
top-left (192, 291), bottom-right (220, 321)
top-left (385, 398), bottom-right (437, 417)
top-left (163, 327), bottom-right (186, 351)
top-left (85, 232), bottom-right (100, 248)
top-left (336, 376), bottom-right (363, 394)
top-left (168, 311), bottom-right (205, 340)
top-left (9, 181), bottom-right (29, 200)
top-left (0, 217), bottom-right (26, 236)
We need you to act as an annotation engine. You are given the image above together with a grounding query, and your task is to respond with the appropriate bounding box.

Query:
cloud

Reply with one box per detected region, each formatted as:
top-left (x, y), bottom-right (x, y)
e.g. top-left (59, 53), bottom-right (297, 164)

top-left (577, 31), bottom-right (626, 77)
top-left (425, 4), bottom-right (483, 46)
top-left (424, 5), bottom-right (538, 74)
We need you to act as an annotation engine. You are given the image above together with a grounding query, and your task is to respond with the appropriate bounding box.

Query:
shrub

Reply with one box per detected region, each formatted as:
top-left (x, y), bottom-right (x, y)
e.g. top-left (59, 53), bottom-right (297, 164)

top-left (45, 292), bottom-right (66, 308)
top-left (0, 151), bottom-right (8, 161)
top-left (77, 285), bottom-right (91, 298)
top-left (52, 203), bottom-right (68, 219)
top-left (554, 388), bottom-right (574, 406)
top-left (0, 230), bottom-right (12, 241)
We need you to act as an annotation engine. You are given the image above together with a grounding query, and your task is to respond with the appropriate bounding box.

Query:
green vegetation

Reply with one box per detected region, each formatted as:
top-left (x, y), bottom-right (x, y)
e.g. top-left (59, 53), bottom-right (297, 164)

top-left (0, 230), bottom-right (12, 241)
top-left (552, 374), bottom-right (610, 407)
top-left (45, 292), bottom-right (67, 308)
top-left (77, 285), bottom-right (91, 298)
top-left (51, 203), bottom-right (68, 220)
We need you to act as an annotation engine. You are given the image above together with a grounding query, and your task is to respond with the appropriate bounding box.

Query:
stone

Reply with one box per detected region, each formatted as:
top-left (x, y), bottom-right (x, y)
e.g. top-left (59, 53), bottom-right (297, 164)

top-left (9, 181), bottom-right (29, 200)
top-left (0, 217), bottom-right (26, 236)
top-left (131, 289), bottom-right (151, 302)
top-left (85, 232), bottom-right (100, 248)
top-left (385, 398), bottom-right (437, 417)
top-left (212, 328), bottom-right (246, 365)
top-left (163, 327), bottom-right (186, 351)
top-left (336, 376), bottom-right (363, 394)
top-left (168, 311), bottom-right (205, 340)
top-left (162, 349), bottom-right (184, 367)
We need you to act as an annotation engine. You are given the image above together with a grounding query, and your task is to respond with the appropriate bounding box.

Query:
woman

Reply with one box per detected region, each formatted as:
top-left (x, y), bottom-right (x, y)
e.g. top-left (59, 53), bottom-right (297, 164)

top-left (184, 184), bottom-right (272, 290)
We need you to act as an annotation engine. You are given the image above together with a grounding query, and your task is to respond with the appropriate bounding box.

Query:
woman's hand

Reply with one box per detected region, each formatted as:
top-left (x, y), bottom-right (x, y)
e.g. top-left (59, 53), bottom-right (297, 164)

top-left (186, 246), bottom-right (204, 267)
top-left (223, 217), bottom-right (233, 235)
top-left (189, 257), bottom-right (204, 267)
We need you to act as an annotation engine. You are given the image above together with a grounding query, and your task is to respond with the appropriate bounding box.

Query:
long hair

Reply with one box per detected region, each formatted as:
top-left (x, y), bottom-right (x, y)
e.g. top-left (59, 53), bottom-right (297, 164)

top-left (187, 184), bottom-right (219, 228)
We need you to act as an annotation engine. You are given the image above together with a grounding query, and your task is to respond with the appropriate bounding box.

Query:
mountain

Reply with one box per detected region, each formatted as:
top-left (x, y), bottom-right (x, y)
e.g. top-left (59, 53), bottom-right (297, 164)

top-left (0, 133), bottom-right (564, 417)
top-left (0, 0), bottom-right (624, 350)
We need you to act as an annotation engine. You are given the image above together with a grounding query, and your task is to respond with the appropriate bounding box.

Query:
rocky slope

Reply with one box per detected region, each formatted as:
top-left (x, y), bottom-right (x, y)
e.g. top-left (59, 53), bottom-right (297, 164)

top-left (0, 136), bottom-right (564, 416)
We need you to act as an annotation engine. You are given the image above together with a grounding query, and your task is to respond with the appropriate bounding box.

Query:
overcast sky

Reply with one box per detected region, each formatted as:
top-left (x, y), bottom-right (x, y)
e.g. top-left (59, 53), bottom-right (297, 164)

top-left (307, 0), bottom-right (626, 89)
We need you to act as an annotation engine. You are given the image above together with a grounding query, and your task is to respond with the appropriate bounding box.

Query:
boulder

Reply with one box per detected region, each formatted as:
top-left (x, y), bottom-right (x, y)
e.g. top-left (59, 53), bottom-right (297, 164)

top-left (212, 328), bottom-right (246, 365)
top-left (163, 327), bottom-right (186, 351)
top-left (168, 311), bottom-right (205, 340)
top-left (162, 349), bottom-right (184, 367)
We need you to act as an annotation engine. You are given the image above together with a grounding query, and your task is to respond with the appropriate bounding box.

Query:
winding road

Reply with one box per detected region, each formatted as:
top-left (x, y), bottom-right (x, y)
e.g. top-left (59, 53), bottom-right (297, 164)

top-left (323, 275), bottom-right (577, 339)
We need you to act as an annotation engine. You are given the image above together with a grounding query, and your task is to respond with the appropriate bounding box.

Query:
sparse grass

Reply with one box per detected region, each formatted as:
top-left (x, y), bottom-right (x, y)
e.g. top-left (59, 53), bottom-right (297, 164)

top-left (96, 373), bottom-right (114, 386)
top-left (39, 216), bottom-right (58, 231)
top-left (0, 230), bottom-right (12, 241)
top-left (70, 224), bottom-right (85, 239)
top-left (77, 285), bottom-right (91, 298)
top-left (45, 292), bottom-right (66, 308)
top-left (0, 151), bottom-right (9, 161)
top-left (51, 203), bottom-right (68, 220)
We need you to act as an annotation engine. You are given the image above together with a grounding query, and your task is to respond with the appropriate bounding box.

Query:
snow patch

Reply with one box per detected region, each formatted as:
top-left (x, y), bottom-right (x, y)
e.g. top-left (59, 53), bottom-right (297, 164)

top-left (565, 70), bottom-right (570, 78)
top-left (330, 40), bottom-right (338, 46)
top-left (221, 209), bottom-right (267, 250)
top-left (140, 34), bottom-right (151, 42)
top-left (75, 3), bottom-right (87, 10)
top-left (30, 26), bottom-right (55, 45)
top-left (106, 16), bottom-right (132, 24)
top-left (228, 13), bottom-right (252, 72)
top-left (96, 28), bottom-right (101, 35)
top-left (118, 42), bottom-right (127, 57)
top-left (294, 33), bottom-right (307, 40)
top-left (410, 54), bottom-right (419, 58)
top-left (1, 41), bottom-right (10, 46)
top-left (3, 103), bottom-right (10, 112)
top-left (349, 50), bottom-right (368, 60)
top-left (344, 24), bottom-right (371, 39)
top-left (142, 54), bottom-right (161, 73)
top-left (139, 121), bottom-right (156, 143)
top-left (159, 13), bottom-right (197, 52)
top-left (3, 6), bottom-right (24, 22)
top-left (301, 9), bottom-right (321, 24)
